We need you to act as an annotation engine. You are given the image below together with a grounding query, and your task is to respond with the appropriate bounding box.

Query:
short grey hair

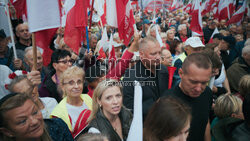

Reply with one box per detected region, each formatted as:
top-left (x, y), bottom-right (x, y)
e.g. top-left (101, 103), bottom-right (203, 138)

top-left (178, 24), bottom-right (187, 31)
top-left (139, 36), bottom-right (158, 51)
top-left (242, 45), bottom-right (250, 56)
top-left (24, 46), bottom-right (42, 59)
top-left (244, 38), bottom-right (250, 47)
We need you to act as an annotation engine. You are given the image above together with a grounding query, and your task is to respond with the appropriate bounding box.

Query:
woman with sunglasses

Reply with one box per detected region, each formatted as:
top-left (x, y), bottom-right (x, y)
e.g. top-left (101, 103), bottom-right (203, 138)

top-left (39, 49), bottom-right (74, 102)
top-left (50, 66), bottom-right (92, 139)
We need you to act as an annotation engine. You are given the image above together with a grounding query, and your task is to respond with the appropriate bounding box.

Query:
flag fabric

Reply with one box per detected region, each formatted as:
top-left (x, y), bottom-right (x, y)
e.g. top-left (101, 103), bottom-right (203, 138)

top-left (106, 0), bottom-right (118, 27)
top-left (35, 29), bottom-right (57, 66)
top-left (0, 2), bottom-right (10, 37)
top-left (183, 1), bottom-right (192, 14)
top-left (115, 0), bottom-right (135, 46)
top-left (108, 34), bottom-right (116, 71)
top-left (26, 0), bottom-right (61, 33)
top-left (64, 0), bottom-right (88, 54)
top-left (26, 0), bottom-right (61, 66)
top-left (127, 81), bottom-right (143, 141)
top-left (190, 0), bottom-right (203, 36)
top-left (94, 0), bottom-right (106, 26)
top-left (201, 0), bottom-right (216, 15)
top-left (10, 0), bottom-right (27, 19)
top-left (97, 27), bottom-right (108, 60)
top-left (208, 28), bottom-right (219, 43)
top-left (155, 26), bottom-right (163, 48)
top-left (216, 0), bottom-right (230, 21)
top-left (229, 0), bottom-right (236, 17)
top-left (227, 0), bottom-right (247, 25)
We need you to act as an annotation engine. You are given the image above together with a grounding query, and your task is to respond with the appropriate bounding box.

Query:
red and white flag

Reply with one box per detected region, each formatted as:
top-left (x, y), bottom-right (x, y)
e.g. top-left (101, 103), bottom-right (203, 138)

top-left (26, 0), bottom-right (61, 66)
top-left (94, 0), bottom-right (106, 26)
top-left (227, 0), bottom-right (247, 25)
top-left (216, 0), bottom-right (230, 21)
top-left (64, 0), bottom-right (89, 54)
top-left (183, 1), bottom-right (192, 14)
top-left (97, 27), bottom-right (108, 60)
top-left (108, 34), bottom-right (116, 71)
top-left (10, 0), bottom-right (27, 19)
top-left (201, 0), bottom-right (216, 15)
top-left (190, 0), bottom-right (203, 36)
top-left (229, 0), bottom-right (236, 17)
top-left (208, 28), bottom-right (219, 43)
top-left (116, 0), bottom-right (135, 46)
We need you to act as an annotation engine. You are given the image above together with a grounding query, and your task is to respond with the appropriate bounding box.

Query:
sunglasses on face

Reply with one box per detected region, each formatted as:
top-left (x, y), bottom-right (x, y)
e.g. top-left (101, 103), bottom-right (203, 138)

top-left (57, 59), bottom-right (75, 64)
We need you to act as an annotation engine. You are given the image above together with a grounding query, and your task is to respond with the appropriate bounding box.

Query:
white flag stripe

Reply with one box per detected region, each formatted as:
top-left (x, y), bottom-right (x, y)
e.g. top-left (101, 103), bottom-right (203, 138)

top-left (27, 0), bottom-right (60, 32)
top-left (127, 81), bottom-right (143, 141)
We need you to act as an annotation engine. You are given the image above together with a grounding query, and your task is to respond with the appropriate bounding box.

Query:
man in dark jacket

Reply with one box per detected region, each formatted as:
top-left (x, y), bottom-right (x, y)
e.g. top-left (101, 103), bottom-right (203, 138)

top-left (122, 37), bottom-right (169, 120)
top-left (227, 45), bottom-right (250, 93)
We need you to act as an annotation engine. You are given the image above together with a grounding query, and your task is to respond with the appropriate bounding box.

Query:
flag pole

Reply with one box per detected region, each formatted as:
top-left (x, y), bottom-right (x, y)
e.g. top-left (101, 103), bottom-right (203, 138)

top-left (5, 0), bottom-right (17, 59)
top-left (140, 0), bottom-right (146, 37)
top-left (89, 0), bottom-right (95, 30)
top-left (32, 33), bottom-right (37, 70)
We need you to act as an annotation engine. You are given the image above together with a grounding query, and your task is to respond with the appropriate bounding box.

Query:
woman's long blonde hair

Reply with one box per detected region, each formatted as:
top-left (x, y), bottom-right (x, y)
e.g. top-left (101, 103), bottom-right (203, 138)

top-left (87, 79), bottom-right (122, 123)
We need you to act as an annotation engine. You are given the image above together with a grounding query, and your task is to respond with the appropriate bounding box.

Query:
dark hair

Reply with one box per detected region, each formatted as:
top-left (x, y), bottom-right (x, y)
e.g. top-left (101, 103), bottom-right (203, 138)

top-left (205, 43), bottom-right (219, 50)
top-left (243, 95), bottom-right (250, 126)
top-left (143, 96), bottom-right (191, 141)
top-left (202, 48), bottom-right (222, 69)
top-left (85, 65), bottom-right (104, 83)
top-left (213, 33), bottom-right (223, 40)
top-left (169, 39), bottom-right (181, 55)
top-left (182, 53), bottom-right (212, 74)
top-left (48, 49), bottom-right (71, 74)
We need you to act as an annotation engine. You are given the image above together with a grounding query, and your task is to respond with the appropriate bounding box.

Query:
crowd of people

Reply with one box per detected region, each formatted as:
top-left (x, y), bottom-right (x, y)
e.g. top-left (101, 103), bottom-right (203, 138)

top-left (0, 1), bottom-right (250, 141)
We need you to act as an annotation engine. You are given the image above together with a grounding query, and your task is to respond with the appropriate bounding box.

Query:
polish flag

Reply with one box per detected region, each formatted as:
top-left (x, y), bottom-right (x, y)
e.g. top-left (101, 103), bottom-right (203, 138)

top-left (208, 28), bottom-right (219, 43)
top-left (227, 0), bottom-right (247, 25)
top-left (217, 0), bottom-right (230, 21)
top-left (97, 27), bottom-right (108, 60)
top-left (201, 0), bottom-right (216, 15)
top-left (64, 0), bottom-right (89, 54)
top-left (10, 0), bottom-right (27, 19)
top-left (229, 0), bottom-right (236, 17)
top-left (116, 0), bottom-right (135, 46)
top-left (94, 0), bottom-right (106, 26)
top-left (26, 0), bottom-right (61, 66)
top-left (190, 0), bottom-right (203, 36)
top-left (183, 1), bottom-right (192, 14)
top-left (108, 34), bottom-right (116, 71)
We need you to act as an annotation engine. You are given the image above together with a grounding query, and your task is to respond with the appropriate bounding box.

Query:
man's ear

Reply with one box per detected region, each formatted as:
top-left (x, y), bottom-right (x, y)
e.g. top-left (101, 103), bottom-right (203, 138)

top-left (0, 127), bottom-right (14, 138)
top-left (179, 68), bottom-right (184, 79)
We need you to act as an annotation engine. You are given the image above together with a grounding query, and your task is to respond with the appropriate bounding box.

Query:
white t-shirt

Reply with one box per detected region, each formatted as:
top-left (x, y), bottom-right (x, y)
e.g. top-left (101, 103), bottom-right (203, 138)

top-left (66, 102), bottom-right (88, 130)
top-left (40, 97), bottom-right (58, 119)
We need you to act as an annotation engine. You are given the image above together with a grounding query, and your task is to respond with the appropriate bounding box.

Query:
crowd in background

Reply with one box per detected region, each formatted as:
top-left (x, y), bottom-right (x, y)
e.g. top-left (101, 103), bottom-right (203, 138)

top-left (0, 1), bottom-right (250, 141)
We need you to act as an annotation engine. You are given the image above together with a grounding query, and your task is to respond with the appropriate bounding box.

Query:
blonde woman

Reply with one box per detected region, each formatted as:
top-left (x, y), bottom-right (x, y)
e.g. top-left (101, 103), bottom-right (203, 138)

top-left (86, 79), bottom-right (132, 141)
top-left (50, 66), bottom-right (92, 138)
top-left (211, 94), bottom-right (244, 141)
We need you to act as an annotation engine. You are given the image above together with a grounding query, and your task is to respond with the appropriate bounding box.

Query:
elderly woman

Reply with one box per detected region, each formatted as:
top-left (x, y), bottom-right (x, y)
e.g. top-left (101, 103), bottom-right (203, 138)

top-left (39, 49), bottom-right (73, 102)
top-left (143, 96), bottom-right (191, 141)
top-left (7, 71), bottom-right (58, 119)
top-left (50, 66), bottom-right (92, 138)
top-left (86, 79), bottom-right (132, 141)
top-left (0, 93), bottom-right (73, 141)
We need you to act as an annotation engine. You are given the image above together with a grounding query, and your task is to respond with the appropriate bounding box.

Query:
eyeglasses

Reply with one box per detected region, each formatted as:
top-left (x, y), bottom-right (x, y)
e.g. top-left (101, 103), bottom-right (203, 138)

top-left (57, 59), bottom-right (75, 64)
top-left (63, 80), bottom-right (83, 86)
